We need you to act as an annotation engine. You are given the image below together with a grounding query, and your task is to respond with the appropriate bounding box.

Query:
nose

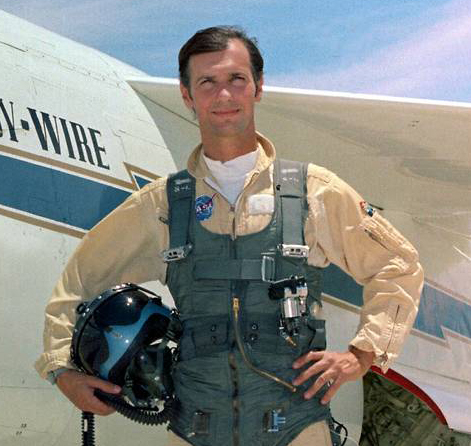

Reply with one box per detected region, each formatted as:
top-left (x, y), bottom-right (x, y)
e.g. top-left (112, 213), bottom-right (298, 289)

top-left (216, 84), bottom-right (233, 100)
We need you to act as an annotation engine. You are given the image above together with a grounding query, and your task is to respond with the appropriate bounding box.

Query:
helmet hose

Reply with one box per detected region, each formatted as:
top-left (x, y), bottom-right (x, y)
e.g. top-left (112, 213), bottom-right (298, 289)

top-left (81, 411), bottom-right (95, 446)
top-left (94, 389), bottom-right (174, 425)
top-left (79, 391), bottom-right (175, 446)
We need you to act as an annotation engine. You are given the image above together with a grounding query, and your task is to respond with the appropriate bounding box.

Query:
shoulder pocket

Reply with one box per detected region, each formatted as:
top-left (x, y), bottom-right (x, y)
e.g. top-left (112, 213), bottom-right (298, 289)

top-left (359, 213), bottom-right (418, 262)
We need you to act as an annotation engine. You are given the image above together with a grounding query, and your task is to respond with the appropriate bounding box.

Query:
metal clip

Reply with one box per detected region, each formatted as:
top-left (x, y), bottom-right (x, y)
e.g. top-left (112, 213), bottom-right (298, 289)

top-left (279, 244), bottom-right (309, 258)
top-left (261, 255), bottom-right (275, 282)
top-left (162, 244), bottom-right (193, 262)
top-left (265, 409), bottom-right (286, 433)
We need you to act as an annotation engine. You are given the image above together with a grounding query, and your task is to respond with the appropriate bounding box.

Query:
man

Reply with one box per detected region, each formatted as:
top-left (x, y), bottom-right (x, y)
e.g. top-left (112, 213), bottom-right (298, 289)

top-left (35, 27), bottom-right (424, 446)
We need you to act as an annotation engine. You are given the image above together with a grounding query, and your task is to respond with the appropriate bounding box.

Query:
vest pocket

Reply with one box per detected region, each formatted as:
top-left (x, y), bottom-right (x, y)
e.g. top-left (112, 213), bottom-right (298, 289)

top-left (178, 318), bottom-right (229, 361)
top-left (306, 317), bottom-right (326, 351)
top-left (244, 314), bottom-right (326, 371)
top-left (192, 410), bottom-right (210, 436)
top-left (192, 321), bottom-right (229, 355)
top-left (169, 400), bottom-right (214, 446)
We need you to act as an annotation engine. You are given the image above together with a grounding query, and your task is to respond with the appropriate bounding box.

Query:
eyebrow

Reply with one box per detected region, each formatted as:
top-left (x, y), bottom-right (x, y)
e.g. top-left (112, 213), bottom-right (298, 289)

top-left (229, 72), bottom-right (247, 78)
top-left (195, 72), bottom-right (249, 83)
top-left (195, 75), bottom-right (215, 83)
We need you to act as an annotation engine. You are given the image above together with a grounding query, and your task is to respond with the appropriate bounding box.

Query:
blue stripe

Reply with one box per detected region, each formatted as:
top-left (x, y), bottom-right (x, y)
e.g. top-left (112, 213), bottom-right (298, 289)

top-left (2, 154), bottom-right (470, 342)
top-left (323, 264), bottom-right (363, 307)
top-left (0, 153), bottom-right (135, 230)
top-left (323, 264), bottom-right (471, 341)
top-left (415, 284), bottom-right (471, 340)
top-left (135, 175), bottom-right (151, 189)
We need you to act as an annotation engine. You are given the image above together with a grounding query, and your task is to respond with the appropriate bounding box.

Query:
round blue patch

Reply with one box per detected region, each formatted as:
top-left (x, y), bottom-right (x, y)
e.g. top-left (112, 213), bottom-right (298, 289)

top-left (195, 194), bottom-right (215, 221)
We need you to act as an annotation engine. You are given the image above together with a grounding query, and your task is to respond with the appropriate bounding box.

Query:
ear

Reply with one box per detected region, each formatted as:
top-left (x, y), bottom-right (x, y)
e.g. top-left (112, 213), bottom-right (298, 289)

top-left (254, 75), bottom-right (264, 102)
top-left (180, 82), bottom-right (194, 110)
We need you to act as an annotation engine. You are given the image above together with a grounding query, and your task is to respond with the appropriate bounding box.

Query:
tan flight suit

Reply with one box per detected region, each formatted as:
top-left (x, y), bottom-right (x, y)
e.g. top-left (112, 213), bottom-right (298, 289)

top-left (35, 133), bottom-right (424, 446)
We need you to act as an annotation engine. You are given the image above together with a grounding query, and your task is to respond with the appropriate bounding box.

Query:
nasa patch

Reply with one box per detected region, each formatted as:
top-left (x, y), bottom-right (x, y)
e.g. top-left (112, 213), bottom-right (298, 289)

top-left (195, 194), bottom-right (216, 221)
top-left (360, 201), bottom-right (375, 217)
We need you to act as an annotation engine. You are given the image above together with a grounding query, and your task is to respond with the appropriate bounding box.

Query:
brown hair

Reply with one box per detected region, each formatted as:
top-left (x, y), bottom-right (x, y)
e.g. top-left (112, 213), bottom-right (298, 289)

top-left (178, 26), bottom-right (264, 89)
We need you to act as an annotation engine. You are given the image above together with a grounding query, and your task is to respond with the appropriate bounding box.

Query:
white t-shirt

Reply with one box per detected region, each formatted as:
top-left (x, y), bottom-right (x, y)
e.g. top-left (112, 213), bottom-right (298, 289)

top-left (203, 148), bottom-right (260, 205)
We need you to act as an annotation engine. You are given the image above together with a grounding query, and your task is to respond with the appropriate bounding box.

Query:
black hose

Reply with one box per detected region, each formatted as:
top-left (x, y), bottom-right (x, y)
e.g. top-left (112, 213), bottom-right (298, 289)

top-left (81, 411), bottom-right (95, 446)
top-left (95, 389), bottom-right (174, 426)
top-left (330, 415), bottom-right (348, 446)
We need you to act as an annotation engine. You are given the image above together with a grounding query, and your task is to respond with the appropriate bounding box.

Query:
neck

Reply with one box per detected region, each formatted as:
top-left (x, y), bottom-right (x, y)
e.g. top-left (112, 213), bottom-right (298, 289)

top-left (201, 130), bottom-right (258, 162)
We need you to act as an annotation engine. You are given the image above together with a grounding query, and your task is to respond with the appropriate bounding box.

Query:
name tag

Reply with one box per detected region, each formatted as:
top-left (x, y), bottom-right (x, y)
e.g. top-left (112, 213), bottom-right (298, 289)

top-left (248, 194), bottom-right (274, 215)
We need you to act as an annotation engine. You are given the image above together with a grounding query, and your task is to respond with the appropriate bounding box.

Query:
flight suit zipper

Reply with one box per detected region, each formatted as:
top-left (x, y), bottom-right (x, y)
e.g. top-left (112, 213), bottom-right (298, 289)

top-left (380, 305), bottom-right (401, 367)
top-left (230, 205), bottom-right (236, 240)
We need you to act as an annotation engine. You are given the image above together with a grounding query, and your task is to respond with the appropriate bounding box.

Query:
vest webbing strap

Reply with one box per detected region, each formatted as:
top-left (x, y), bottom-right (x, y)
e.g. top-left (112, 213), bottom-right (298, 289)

top-left (165, 159), bottom-right (308, 273)
top-left (193, 257), bottom-right (275, 281)
top-left (166, 170), bottom-right (194, 250)
top-left (274, 159), bottom-right (307, 247)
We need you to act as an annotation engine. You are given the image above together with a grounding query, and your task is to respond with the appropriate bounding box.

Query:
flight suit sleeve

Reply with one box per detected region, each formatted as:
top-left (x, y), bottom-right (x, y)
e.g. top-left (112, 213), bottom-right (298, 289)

top-left (304, 166), bottom-right (424, 372)
top-left (34, 178), bottom-right (170, 379)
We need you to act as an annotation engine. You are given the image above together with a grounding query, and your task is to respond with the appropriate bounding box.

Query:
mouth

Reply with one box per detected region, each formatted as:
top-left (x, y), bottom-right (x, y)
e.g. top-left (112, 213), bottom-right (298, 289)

top-left (212, 109), bottom-right (240, 117)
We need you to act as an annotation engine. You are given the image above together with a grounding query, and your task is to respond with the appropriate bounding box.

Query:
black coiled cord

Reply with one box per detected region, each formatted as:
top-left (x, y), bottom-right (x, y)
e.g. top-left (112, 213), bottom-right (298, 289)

top-left (81, 412), bottom-right (95, 446)
top-left (95, 389), bottom-right (174, 426)
top-left (80, 392), bottom-right (175, 446)
top-left (330, 415), bottom-right (348, 446)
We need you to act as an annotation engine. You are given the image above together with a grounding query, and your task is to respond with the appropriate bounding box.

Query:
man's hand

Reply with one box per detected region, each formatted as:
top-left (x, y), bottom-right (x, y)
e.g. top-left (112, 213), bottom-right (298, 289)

top-left (292, 347), bottom-right (375, 404)
top-left (56, 369), bottom-right (121, 415)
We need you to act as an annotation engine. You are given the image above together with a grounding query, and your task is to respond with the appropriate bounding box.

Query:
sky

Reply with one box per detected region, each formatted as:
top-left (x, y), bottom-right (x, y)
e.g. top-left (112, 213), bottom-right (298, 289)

top-left (1, 0), bottom-right (470, 102)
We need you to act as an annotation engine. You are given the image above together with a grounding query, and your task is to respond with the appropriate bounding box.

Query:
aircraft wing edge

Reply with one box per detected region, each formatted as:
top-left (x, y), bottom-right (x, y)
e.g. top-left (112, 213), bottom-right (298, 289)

top-left (125, 76), bottom-right (471, 109)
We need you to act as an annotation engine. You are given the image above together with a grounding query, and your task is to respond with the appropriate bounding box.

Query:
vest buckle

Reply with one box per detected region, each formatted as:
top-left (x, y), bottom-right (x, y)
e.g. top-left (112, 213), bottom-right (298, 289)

top-left (261, 255), bottom-right (276, 282)
top-left (279, 244), bottom-right (309, 258)
top-left (264, 409), bottom-right (286, 433)
top-left (162, 244), bottom-right (193, 262)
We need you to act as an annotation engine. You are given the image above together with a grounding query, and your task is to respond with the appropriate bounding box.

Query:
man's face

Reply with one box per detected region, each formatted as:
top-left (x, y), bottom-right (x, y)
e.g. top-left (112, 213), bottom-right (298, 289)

top-left (180, 39), bottom-right (263, 140)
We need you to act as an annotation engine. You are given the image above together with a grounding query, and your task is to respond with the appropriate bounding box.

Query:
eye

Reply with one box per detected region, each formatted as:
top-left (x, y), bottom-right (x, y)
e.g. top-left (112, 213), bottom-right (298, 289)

top-left (232, 75), bottom-right (246, 84)
top-left (199, 78), bottom-right (214, 88)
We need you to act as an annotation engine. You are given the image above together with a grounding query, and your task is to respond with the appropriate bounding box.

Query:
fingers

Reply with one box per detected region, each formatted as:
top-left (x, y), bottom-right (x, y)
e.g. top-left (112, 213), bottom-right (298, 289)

top-left (292, 350), bottom-right (324, 369)
top-left (292, 350), bottom-right (364, 402)
top-left (292, 351), bottom-right (332, 402)
top-left (56, 370), bottom-right (120, 416)
top-left (292, 350), bottom-right (327, 386)
top-left (88, 375), bottom-right (121, 394)
top-left (82, 386), bottom-right (117, 416)
top-left (302, 370), bottom-right (336, 401)
top-left (292, 359), bottom-right (326, 386)
top-left (318, 379), bottom-right (342, 405)
top-left (78, 379), bottom-right (119, 416)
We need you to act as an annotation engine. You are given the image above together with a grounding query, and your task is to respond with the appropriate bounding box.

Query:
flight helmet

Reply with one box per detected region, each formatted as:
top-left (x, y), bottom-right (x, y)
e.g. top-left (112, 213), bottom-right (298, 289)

top-left (71, 283), bottom-right (181, 409)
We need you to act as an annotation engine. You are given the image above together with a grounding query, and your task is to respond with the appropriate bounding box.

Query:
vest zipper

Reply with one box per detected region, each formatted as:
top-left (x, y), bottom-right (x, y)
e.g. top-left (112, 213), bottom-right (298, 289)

top-left (228, 350), bottom-right (239, 446)
top-left (228, 192), bottom-right (295, 446)
top-left (229, 229), bottom-right (239, 446)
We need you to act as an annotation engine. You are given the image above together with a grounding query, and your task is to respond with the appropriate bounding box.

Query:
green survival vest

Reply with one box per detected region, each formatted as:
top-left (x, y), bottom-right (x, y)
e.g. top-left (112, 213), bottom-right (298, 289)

top-left (164, 159), bottom-right (332, 446)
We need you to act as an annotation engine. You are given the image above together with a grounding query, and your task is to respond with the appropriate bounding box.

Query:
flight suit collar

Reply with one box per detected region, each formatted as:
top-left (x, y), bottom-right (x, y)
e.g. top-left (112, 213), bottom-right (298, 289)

top-left (187, 132), bottom-right (276, 181)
